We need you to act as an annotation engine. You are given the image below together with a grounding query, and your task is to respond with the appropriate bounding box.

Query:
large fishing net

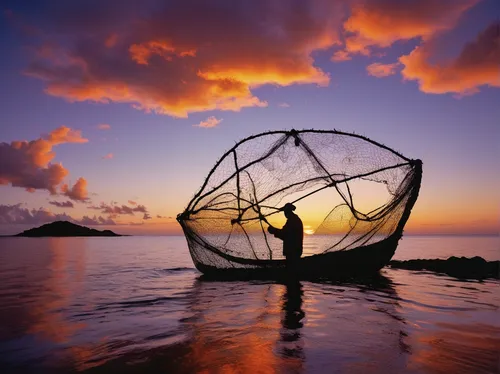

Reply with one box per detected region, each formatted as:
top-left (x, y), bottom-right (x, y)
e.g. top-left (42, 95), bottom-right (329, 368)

top-left (178, 130), bottom-right (421, 270)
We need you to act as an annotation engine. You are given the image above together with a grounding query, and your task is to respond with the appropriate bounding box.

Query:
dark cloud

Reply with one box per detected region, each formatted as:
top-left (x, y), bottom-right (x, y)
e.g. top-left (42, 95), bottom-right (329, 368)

top-left (48, 200), bottom-right (74, 208)
top-left (90, 202), bottom-right (149, 216)
top-left (79, 215), bottom-right (116, 226)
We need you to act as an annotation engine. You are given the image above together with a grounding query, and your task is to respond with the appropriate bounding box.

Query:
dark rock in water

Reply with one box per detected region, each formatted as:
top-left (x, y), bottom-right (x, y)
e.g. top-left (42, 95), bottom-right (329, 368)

top-left (389, 256), bottom-right (500, 280)
top-left (14, 221), bottom-right (122, 237)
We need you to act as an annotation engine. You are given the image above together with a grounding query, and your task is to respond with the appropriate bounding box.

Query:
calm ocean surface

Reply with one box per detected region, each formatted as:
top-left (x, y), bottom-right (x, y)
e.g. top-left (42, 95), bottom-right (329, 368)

top-left (0, 235), bottom-right (498, 373)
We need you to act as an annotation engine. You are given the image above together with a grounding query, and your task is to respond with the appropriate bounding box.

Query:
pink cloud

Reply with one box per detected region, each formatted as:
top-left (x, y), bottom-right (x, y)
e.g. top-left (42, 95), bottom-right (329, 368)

top-left (97, 123), bottom-right (111, 130)
top-left (61, 177), bottom-right (88, 201)
top-left (331, 50), bottom-right (352, 62)
top-left (366, 62), bottom-right (401, 78)
top-left (194, 116), bottom-right (223, 128)
top-left (0, 126), bottom-right (87, 194)
top-left (102, 153), bottom-right (113, 159)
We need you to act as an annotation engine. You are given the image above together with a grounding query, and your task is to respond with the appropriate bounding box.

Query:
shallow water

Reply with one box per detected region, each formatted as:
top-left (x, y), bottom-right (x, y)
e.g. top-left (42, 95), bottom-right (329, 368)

top-left (0, 236), bottom-right (498, 373)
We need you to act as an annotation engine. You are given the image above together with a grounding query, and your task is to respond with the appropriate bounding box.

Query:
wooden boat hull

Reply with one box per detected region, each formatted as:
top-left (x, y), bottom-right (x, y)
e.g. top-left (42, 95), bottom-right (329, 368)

top-left (195, 233), bottom-right (401, 281)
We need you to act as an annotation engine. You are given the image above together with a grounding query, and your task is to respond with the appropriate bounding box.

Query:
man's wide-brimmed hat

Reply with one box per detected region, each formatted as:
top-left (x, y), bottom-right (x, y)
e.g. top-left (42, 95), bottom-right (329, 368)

top-left (281, 203), bottom-right (296, 212)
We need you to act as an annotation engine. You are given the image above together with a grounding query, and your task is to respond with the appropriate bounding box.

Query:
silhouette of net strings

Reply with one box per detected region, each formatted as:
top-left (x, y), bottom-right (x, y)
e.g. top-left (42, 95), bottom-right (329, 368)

top-left (178, 130), bottom-right (418, 269)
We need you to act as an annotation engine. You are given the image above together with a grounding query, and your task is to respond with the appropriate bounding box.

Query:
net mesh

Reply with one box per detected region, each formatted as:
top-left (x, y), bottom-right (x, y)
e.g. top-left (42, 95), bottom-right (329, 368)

top-left (178, 130), bottom-right (420, 269)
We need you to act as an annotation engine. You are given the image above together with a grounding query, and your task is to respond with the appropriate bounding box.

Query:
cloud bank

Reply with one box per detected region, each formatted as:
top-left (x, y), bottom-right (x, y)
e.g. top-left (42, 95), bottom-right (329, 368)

top-left (23, 1), bottom-right (344, 118)
top-left (0, 204), bottom-right (115, 226)
top-left (12, 0), bottom-right (498, 116)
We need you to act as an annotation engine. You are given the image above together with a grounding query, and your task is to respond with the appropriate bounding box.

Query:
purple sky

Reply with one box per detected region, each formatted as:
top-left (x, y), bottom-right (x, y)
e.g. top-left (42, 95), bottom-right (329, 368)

top-left (1, 0), bottom-right (498, 235)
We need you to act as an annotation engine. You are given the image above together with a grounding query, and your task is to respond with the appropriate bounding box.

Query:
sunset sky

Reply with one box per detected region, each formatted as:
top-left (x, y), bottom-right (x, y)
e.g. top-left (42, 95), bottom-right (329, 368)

top-left (0, 0), bottom-right (498, 235)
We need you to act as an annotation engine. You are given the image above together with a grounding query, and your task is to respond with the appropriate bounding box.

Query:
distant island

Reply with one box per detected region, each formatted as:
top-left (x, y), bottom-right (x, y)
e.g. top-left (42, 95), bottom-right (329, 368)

top-left (13, 221), bottom-right (122, 237)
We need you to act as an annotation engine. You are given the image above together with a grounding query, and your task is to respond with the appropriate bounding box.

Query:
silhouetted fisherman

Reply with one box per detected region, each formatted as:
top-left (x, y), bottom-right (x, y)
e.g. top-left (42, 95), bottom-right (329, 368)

top-left (268, 203), bottom-right (303, 270)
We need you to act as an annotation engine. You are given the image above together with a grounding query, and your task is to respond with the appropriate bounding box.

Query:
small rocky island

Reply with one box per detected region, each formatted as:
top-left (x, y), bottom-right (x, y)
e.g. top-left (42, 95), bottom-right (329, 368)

top-left (14, 221), bottom-right (122, 237)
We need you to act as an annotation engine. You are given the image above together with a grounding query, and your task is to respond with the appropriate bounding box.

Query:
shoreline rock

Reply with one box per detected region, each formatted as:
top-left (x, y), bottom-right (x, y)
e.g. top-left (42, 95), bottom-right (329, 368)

top-left (389, 256), bottom-right (499, 280)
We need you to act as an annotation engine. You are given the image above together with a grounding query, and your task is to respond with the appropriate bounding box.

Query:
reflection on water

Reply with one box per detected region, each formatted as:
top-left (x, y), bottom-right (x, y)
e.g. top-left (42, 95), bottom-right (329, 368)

top-left (279, 280), bottom-right (305, 363)
top-left (409, 323), bottom-right (500, 374)
top-left (0, 236), bottom-right (499, 373)
top-left (28, 238), bottom-right (87, 344)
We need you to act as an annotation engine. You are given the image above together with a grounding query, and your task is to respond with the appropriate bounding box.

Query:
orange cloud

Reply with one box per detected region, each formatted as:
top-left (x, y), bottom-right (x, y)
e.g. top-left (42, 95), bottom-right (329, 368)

top-left (0, 126), bottom-right (87, 194)
top-left (339, 0), bottom-right (478, 58)
top-left (23, 1), bottom-right (344, 118)
top-left (102, 153), bottom-right (113, 159)
top-left (45, 126), bottom-right (88, 145)
top-left (400, 22), bottom-right (500, 95)
top-left (129, 40), bottom-right (196, 65)
top-left (61, 177), bottom-right (88, 201)
top-left (194, 116), bottom-right (222, 128)
top-left (366, 62), bottom-right (401, 77)
top-left (97, 123), bottom-right (111, 130)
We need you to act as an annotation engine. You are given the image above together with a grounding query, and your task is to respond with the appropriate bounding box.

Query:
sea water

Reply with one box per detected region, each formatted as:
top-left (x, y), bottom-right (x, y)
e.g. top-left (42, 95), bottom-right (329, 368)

top-left (0, 235), bottom-right (498, 373)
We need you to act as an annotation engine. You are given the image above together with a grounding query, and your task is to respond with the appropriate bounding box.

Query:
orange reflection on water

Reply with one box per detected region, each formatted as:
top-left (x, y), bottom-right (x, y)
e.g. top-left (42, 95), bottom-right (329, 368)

top-left (183, 281), bottom-right (304, 374)
top-left (26, 239), bottom-right (87, 343)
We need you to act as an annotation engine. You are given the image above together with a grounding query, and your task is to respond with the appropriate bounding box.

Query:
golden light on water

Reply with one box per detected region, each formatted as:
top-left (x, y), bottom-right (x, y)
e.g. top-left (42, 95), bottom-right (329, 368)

top-left (304, 226), bottom-right (315, 235)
